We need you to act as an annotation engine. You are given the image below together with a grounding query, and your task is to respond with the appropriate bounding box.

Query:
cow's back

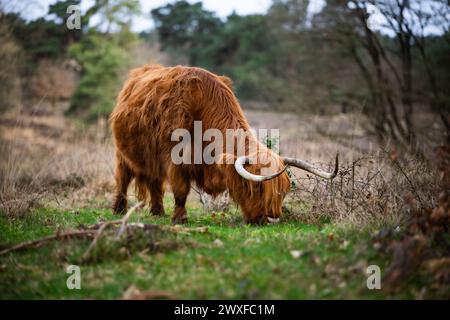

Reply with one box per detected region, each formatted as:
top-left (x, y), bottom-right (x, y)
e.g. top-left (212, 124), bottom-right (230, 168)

top-left (110, 64), bottom-right (247, 183)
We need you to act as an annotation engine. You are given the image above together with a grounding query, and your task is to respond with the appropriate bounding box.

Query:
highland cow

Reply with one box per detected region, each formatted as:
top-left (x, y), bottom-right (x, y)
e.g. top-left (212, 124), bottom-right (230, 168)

top-left (110, 64), bottom-right (338, 224)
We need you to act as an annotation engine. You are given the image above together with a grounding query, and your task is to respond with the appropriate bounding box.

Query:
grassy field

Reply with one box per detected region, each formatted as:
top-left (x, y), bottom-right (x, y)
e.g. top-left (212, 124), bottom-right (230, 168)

top-left (0, 196), bottom-right (396, 300)
top-left (1, 109), bottom-right (447, 300)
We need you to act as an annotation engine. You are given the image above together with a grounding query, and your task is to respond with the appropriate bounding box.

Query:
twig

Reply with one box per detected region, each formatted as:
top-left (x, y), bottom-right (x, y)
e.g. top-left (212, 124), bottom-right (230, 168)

top-left (0, 230), bottom-right (96, 256)
top-left (116, 201), bottom-right (144, 239)
top-left (392, 158), bottom-right (425, 208)
top-left (82, 221), bottom-right (116, 259)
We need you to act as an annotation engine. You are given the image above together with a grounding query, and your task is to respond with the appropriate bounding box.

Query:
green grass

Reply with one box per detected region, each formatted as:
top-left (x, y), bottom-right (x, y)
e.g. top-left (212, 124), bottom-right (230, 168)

top-left (0, 197), bottom-right (400, 299)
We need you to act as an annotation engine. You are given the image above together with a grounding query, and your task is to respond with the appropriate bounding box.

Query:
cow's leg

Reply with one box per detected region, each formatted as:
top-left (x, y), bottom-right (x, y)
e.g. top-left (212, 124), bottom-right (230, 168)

top-left (148, 179), bottom-right (165, 216)
top-left (169, 167), bottom-right (190, 224)
top-left (112, 154), bottom-right (134, 214)
top-left (172, 185), bottom-right (190, 224)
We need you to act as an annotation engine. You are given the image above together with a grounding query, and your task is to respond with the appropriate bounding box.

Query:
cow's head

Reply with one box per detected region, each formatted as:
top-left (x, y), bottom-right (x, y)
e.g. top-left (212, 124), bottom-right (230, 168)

top-left (219, 149), bottom-right (338, 224)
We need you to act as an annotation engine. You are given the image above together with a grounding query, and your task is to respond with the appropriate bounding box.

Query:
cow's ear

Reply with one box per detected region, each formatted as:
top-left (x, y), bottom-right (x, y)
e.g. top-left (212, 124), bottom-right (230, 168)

top-left (219, 76), bottom-right (233, 90)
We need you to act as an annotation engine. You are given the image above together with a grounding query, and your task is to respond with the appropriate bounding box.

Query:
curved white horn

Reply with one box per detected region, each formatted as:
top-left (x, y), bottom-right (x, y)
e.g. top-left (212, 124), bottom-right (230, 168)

top-left (283, 153), bottom-right (339, 180)
top-left (234, 156), bottom-right (287, 182)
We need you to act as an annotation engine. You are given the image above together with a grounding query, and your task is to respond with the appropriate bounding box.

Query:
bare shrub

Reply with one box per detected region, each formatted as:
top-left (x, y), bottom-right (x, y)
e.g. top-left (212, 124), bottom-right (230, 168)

top-left (284, 150), bottom-right (440, 228)
top-left (29, 59), bottom-right (79, 107)
top-left (375, 146), bottom-right (450, 298)
top-left (0, 134), bottom-right (50, 217)
top-left (0, 109), bottom-right (114, 217)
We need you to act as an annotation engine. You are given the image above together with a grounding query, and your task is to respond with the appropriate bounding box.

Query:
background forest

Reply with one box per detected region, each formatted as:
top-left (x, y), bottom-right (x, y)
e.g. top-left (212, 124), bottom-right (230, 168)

top-left (1, 0), bottom-right (449, 148)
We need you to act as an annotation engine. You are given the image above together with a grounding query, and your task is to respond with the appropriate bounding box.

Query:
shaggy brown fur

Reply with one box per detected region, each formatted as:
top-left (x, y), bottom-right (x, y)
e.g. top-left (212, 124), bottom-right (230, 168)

top-left (110, 64), bottom-right (290, 224)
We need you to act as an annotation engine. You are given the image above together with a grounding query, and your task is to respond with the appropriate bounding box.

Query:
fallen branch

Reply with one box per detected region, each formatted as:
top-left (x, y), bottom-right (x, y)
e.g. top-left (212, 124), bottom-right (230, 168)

top-left (83, 202), bottom-right (143, 259)
top-left (0, 203), bottom-right (207, 258)
top-left (0, 230), bottom-right (96, 256)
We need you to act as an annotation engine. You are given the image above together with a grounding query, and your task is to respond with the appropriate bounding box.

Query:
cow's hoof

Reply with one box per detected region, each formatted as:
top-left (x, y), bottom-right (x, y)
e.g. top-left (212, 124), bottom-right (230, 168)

top-left (172, 207), bottom-right (188, 224)
top-left (171, 215), bottom-right (188, 225)
top-left (112, 198), bottom-right (127, 215)
top-left (150, 205), bottom-right (165, 216)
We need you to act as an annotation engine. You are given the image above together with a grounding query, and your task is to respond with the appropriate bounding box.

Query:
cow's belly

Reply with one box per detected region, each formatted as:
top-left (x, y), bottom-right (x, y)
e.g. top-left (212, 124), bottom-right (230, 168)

top-left (192, 165), bottom-right (227, 197)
